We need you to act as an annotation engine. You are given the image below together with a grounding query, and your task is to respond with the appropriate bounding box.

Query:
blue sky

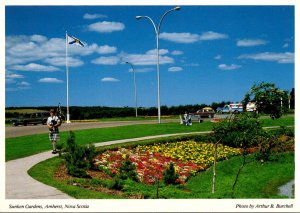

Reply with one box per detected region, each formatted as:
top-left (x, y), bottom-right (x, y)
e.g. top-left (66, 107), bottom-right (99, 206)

top-left (5, 6), bottom-right (294, 107)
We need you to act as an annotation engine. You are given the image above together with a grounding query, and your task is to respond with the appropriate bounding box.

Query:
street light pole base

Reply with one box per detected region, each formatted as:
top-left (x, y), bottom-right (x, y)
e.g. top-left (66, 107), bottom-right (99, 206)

top-left (66, 114), bottom-right (71, 124)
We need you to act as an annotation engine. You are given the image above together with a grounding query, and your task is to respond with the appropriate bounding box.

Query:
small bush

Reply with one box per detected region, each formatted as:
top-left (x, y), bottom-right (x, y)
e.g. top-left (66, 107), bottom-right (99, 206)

top-left (255, 133), bottom-right (277, 162)
top-left (254, 126), bottom-right (295, 162)
top-left (111, 178), bottom-right (124, 190)
top-left (83, 143), bottom-right (96, 168)
top-left (163, 162), bottom-right (179, 185)
top-left (63, 131), bottom-right (96, 178)
top-left (118, 158), bottom-right (139, 182)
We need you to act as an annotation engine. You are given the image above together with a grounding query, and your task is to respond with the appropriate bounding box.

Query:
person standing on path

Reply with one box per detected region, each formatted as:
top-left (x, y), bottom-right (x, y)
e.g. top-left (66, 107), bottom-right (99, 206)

top-left (47, 109), bottom-right (61, 154)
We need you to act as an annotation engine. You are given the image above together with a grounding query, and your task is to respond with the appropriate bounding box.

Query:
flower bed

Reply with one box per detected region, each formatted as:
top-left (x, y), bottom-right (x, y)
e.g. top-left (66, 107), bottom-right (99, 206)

top-left (136, 141), bottom-right (241, 165)
top-left (94, 141), bottom-right (241, 185)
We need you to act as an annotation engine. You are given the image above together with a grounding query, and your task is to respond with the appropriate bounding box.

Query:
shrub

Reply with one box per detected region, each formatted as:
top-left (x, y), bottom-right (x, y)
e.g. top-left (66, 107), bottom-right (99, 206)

top-left (163, 162), bottom-right (179, 185)
top-left (270, 126), bottom-right (294, 137)
top-left (255, 128), bottom-right (295, 162)
top-left (63, 131), bottom-right (96, 178)
top-left (118, 158), bottom-right (139, 182)
top-left (212, 113), bottom-right (264, 149)
top-left (255, 132), bottom-right (277, 162)
top-left (111, 178), bottom-right (124, 190)
top-left (83, 143), bottom-right (96, 168)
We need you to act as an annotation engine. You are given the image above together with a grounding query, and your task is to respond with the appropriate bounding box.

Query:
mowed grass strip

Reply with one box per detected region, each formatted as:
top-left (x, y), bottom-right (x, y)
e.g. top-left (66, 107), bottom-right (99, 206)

top-left (6, 122), bottom-right (213, 161)
top-left (184, 153), bottom-right (294, 198)
top-left (5, 115), bottom-right (294, 161)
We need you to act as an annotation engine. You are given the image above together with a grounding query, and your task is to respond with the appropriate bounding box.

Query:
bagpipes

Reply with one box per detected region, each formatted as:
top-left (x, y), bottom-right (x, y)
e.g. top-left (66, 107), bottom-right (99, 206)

top-left (49, 103), bottom-right (62, 132)
top-left (55, 103), bottom-right (63, 127)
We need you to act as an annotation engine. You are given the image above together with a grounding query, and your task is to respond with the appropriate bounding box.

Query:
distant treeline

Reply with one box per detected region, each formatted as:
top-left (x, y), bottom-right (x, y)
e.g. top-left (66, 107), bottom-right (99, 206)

top-left (5, 102), bottom-right (231, 120)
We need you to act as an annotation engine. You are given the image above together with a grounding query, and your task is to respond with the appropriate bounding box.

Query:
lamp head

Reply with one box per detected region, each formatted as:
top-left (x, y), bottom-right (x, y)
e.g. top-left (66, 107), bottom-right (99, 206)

top-left (136, 16), bottom-right (142, 20)
top-left (174, 6), bottom-right (181, 11)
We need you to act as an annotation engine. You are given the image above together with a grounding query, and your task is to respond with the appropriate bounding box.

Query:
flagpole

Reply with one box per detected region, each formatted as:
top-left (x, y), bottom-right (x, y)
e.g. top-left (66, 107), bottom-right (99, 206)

top-left (65, 31), bottom-right (71, 123)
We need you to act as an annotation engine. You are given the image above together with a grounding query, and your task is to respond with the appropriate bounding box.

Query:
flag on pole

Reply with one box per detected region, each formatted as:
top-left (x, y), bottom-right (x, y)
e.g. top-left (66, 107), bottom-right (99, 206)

top-left (67, 34), bottom-right (84, 47)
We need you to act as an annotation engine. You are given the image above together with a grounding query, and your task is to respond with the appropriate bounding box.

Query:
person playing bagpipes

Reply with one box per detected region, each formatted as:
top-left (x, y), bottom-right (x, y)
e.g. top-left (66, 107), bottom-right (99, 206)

top-left (47, 108), bottom-right (62, 154)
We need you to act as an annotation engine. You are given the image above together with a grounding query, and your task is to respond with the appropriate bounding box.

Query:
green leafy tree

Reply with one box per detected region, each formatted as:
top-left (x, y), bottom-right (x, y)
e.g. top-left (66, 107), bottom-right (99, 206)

top-left (244, 82), bottom-right (289, 119)
top-left (212, 113), bottom-right (264, 197)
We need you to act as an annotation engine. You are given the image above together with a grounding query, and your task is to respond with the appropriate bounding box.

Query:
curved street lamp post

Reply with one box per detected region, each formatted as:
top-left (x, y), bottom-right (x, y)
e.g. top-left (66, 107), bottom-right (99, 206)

top-left (136, 6), bottom-right (181, 124)
top-left (125, 62), bottom-right (138, 118)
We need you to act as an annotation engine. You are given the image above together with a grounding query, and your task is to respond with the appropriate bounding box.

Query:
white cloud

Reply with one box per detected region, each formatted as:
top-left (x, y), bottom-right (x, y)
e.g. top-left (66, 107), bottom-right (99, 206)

top-left (238, 52), bottom-right (294, 64)
top-left (91, 49), bottom-right (175, 66)
top-left (214, 55), bottom-right (222, 60)
top-left (83, 13), bottom-right (107, 19)
top-left (199, 31), bottom-right (228, 40)
top-left (6, 73), bottom-right (24, 79)
top-left (120, 49), bottom-right (174, 66)
top-left (128, 67), bottom-right (155, 73)
top-left (159, 32), bottom-right (200, 43)
top-left (171, 50), bottom-right (184, 55)
top-left (91, 56), bottom-right (120, 65)
top-left (282, 43), bottom-right (289, 48)
top-left (168, 67), bottom-right (183, 72)
top-left (159, 31), bottom-right (228, 43)
top-left (146, 49), bottom-right (169, 55)
top-left (87, 21), bottom-right (125, 33)
top-left (237, 39), bottom-right (267, 47)
top-left (30, 35), bottom-right (47, 43)
top-left (10, 63), bottom-right (60, 72)
top-left (97, 45), bottom-right (117, 54)
top-left (38, 78), bottom-right (64, 83)
top-left (218, 64), bottom-right (241, 70)
top-left (45, 57), bottom-right (84, 67)
top-left (121, 53), bottom-right (174, 66)
top-left (18, 81), bottom-right (30, 86)
top-left (101, 77), bottom-right (120, 82)
top-left (5, 35), bottom-right (117, 67)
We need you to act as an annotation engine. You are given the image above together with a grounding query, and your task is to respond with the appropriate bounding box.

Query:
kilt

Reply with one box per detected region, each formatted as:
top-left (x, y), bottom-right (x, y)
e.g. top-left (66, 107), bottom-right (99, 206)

top-left (49, 129), bottom-right (60, 141)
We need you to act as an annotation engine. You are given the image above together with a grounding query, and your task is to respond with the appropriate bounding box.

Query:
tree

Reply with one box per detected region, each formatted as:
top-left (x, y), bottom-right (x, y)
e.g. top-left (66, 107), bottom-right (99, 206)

top-left (212, 113), bottom-right (264, 197)
top-left (244, 82), bottom-right (289, 119)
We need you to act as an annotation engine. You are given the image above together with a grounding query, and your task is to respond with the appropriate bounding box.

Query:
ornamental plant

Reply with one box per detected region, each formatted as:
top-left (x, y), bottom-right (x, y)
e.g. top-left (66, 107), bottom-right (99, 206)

top-left (63, 131), bottom-right (96, 178)
top-left (118, 157), bottom-right (139, 182)
top-left (163, 162), bottom-right (179, 185)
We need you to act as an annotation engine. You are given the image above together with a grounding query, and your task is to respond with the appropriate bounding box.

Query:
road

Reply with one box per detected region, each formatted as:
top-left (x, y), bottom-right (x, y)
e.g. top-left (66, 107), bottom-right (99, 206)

top-left (5, 119), bottom-right (178, 138)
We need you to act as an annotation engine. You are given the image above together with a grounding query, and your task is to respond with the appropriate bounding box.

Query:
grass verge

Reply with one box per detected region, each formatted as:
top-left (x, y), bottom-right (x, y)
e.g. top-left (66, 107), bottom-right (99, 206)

top-left (28, 150), bottom-right (294, 199)
top-left (6, 115), bottom-right (294, 161)
top-left (6, 122), bottom-right (213, 161)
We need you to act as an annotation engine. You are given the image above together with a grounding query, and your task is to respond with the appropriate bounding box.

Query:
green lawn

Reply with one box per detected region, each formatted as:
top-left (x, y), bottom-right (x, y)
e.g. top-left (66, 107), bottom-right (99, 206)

top-left (6, 122), bottom-right (213, 161)
top-left (184, 153), bottom-right (294, 198)
top-left (6, 115), bottom-right (294, 161)
top-left (28, 152), bottom-right (294, 199)
top-left (28, 157), bottom-right (124, 199)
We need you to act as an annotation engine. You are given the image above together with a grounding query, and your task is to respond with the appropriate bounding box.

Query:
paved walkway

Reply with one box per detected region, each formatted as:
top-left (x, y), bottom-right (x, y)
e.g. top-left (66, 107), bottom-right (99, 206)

top-left (6, 131), bottom-right (211, 199)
